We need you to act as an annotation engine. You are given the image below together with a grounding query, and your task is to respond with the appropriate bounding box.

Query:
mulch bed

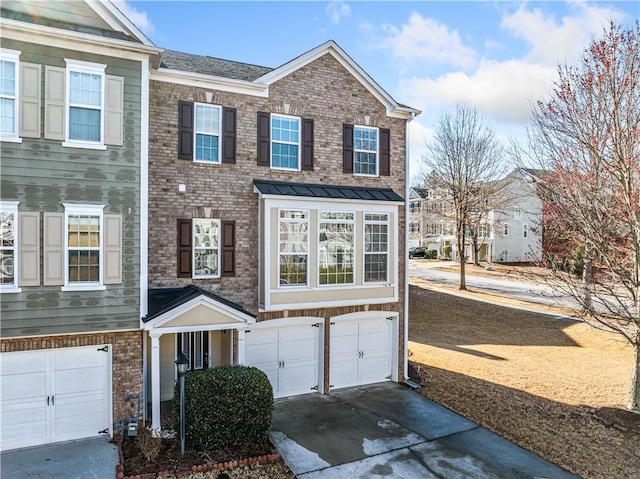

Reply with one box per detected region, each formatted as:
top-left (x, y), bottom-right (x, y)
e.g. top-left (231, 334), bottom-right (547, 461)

top-left (118, 434), bottom-right (277, 477)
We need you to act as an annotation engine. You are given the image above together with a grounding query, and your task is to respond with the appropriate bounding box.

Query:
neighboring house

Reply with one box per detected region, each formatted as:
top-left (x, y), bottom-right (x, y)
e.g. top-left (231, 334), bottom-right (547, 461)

top-left (145, 42), bottom-right (419, 429)
top-left (0, 1), bottom-right (162, 451)
top-left (408, 168), bottom-right (542, 263)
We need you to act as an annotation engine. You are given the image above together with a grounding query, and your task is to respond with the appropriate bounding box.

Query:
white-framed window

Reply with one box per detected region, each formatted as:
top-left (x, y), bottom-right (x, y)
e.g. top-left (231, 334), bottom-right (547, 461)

top-left (409, 201), bottom-right (421, 213)
top-left (0, 201), bottom-right (19, 291)
top-left (354, 126), bottom-right (378, 176)
top-left (503, 223), bottom-right (509, 236)
top-left (64, 204), bottom-right (104, 291)
top-left (318, 212), bottom-right (354, 285)
top-left (193, 218), bottom-right (220, 278)
top-left (194, 103), bottom-right (221, 163)
top-left (523, 223), bottom-right (528, 238)
top-left (0, 49), bottom-right (20, 142)
top-left (514, 207), bottom-right (521, 219)
top-left (364, 213), bottom-right (388, 283)
top-left (64, 59), bottom-right (106, 149)
top-left (271, 114), bottom-right (300, 170)
top-left (409, 222), bottom-right (420, 233)
top-left (278, 209), bottom-right (308, 286)
top-left (180, 331), bottom-right (205, 370)
top-left (478, 223), bottom-right (489, 238)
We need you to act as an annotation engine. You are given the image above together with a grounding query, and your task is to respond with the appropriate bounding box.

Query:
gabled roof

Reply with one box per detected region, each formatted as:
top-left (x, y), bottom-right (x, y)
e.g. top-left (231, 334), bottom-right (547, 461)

top-left (254, 179), bottom-right (404, 203)
top-left (410, 187), bottom-right (430, 199)
top-left (145, 285), bottom-right (255, 323)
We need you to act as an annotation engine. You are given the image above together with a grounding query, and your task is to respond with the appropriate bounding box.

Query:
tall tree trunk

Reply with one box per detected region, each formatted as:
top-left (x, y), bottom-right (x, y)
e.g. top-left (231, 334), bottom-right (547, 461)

top-left (631, 339), bottom-right (640, 411)
top-left (582, 241), bottom-right (594, 312)
top-left (458, 224), bottom-right (466, 290)
top-left (473, 236), bottom-right (480, 266)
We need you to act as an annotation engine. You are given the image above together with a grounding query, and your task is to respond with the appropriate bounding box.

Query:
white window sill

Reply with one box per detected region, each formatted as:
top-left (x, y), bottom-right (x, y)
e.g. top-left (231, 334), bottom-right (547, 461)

top-left (62, 141), bottom-right (107, 151)
top-left (0, 285), bottom-right (22, 293)
top-left (1, 136), bottom-right (22, 144)
top-left (193, 275), bottom-right (221, 280)
top-left (193, 160), bottom-right (222, 165)
top-left (62, 284), bottom-right (106, 292)
top-left (271, 166), bottom-right (300, 172)
top-left (354, 173), bottom-right (379, 178)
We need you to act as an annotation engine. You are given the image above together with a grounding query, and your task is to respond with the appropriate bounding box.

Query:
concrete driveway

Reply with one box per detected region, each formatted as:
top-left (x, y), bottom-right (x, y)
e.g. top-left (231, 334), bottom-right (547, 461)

top-left (0, 436), bottom-right (118, 479)
top-left (271, 382), bottom-right (577, 478)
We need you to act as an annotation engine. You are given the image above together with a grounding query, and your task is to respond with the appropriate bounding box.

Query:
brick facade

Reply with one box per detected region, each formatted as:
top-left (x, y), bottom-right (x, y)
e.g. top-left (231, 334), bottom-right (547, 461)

top-left (148, 52), bottom-right (408, 382)
top-left (1, 331), bottom-right (143, 427)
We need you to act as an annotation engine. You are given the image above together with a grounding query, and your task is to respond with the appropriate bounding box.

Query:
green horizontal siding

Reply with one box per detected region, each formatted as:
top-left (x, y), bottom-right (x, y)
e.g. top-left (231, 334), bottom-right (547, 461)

top-left (0, 37), bottom-right (145, 338)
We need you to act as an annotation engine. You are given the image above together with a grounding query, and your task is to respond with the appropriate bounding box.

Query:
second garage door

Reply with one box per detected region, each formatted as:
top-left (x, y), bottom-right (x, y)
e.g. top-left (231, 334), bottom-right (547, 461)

top-left (330, 315), bottom-right (393, 390)
top-left (245, 321), bottom-right (321, 398)
top-left (0, 346), bottom-right (112, 451)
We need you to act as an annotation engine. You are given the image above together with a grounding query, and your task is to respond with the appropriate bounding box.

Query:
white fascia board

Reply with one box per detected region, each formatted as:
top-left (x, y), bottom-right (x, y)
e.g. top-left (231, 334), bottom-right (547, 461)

top-left (330, 311), bottom-right (398, 322)
top-left (151, 68), bottom-right (268, 98)
top-left (89, 0), bottom-right (156, 47)
top-left (263, 293), bottom-right (399, 312)
top-left (144, 296), bottom-right (255, 330)
top-left (246, 316), bottom-right (324, 330)
top-left (0, 19), bottom-right (163, 63)
top-left (256, 193), bottom-right (404, 207)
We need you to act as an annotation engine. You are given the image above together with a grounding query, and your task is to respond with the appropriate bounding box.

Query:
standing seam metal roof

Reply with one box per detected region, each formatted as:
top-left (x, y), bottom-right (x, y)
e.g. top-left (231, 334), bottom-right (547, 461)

top-left (253, 179), bottom-right (404, 202)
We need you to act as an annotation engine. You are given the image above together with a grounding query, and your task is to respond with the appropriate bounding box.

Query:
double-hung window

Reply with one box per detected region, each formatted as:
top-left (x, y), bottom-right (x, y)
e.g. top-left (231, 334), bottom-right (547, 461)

top-left (0, 49), bottom-right (19, 142)
top-left (65, 204), bottom-right (104, 289)
top-left (319, 212), bottom-right (354, 285)
top-left (278, 210), bottom-right (308, 286)
top-left (65, 60), bottom-right (106, 148)
top-left (523, 223), bottom-right (528, 238)
top-left (193, 219), bottom-right (220, 278)
top-left (271, 114), bottom-right (300, 170)
top-left (503, 223), bottom-right (509, 236)
top-left (354, 126), bottom-right (378, 176)
top-left (194, 104), bottom-right (221, 163)
top-left (0, 201), bottom-right (18, 289)
top-left (364, 213), bottom-right (388, 282)
top-left (514, 207), bottom-right (521, 219)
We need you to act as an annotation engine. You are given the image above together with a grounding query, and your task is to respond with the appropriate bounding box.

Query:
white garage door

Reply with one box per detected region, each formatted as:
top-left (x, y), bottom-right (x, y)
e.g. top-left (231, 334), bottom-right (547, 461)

top-left (245, 323), bottom-right (320, 398)
top-left (0, 346), bottom-right (111, 451)
top-left (330, 316), bottom-right (393, 390)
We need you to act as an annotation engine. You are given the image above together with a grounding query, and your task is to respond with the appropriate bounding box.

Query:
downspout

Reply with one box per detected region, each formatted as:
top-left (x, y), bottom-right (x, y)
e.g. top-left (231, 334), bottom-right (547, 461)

top-left (404, 112), bottom-right (416, 381)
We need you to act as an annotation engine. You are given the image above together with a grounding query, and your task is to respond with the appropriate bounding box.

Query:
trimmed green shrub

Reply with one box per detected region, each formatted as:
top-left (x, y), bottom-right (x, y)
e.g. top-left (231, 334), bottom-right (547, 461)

top-left (441, 245), bottom-right (452, 259)
top-left (425, 249), bottom-right (438, 259)
top-left (173, 365), bottom-right (274, 451)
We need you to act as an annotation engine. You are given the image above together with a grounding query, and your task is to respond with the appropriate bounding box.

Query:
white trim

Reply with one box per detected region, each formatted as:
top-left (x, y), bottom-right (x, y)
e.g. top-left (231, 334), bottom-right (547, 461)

top-left (0, 49), bottom-right (20, 142)
top-left (246, 316), bottom-right (324, 330)
top-left (270, 113), bottom-right (301, 171)
top-left (192, 218), bottom-right (221, 279)
top-left (404, 112), bottom-right (416, 380)
top-left (0, 200), bottom-right (20, 292)
top-left (193, 103), bottom-right (222, 164)
top-left (255, 192), bottom-right (403, 207)
top-left (63, 203), bottom-right (105, 290)
top-left (143, 295), bottom-right (255, 331)
top-left (64, 59), bottom-right (106, 148)
top-left (87, 0), bottom-right (155, 47)
top-left (363, 212), bottom-right (390, 284)
top-left (140, 57), bottom-right (149, 320)
top-left (151, 69), bottom-right (268, 97)
top-left (353, 125), bottom-right (379, 178)
top-left (268, 287), bottom-right (397, 312)
top-left (277, 208), bottom-right (309, 288)
top-left (317, 211), bottom-right (356, 288)
top-left (0, 19), bottom-right (163, 65)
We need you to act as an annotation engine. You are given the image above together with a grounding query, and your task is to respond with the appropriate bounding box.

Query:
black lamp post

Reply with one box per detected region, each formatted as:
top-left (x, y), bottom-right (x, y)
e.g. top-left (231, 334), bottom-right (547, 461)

top-left (175, 352), bottom-right (189, 456)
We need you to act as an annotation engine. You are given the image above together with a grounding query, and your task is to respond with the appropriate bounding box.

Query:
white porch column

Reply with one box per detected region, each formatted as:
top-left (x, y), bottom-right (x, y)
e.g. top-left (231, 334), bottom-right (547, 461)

top-left (236, 328), bottom-right (246, 365)
top-left (150, 331), bottom-right (162, 431)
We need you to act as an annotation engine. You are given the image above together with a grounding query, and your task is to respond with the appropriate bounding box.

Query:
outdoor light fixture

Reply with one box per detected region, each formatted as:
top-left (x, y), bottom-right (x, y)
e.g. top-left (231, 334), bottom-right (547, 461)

top-left (175, 352), bottom-right (189, 455)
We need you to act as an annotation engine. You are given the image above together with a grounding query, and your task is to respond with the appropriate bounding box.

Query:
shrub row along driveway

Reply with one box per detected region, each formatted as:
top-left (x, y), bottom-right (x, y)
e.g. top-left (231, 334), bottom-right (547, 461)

top-left (408, 284), bottom-right (639, 479)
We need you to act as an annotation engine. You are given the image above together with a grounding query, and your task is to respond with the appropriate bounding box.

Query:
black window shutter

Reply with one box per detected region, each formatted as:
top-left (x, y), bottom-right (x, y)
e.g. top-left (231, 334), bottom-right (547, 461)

top-left (301, 118), bottom-right (314, 171)
top-left (221, 220), bottom-right (236, 277)
top-left (257, 112), bottom-right (270, 166)
top-left (178, 101), bottom-right (194, 160)
top-left (379, 128), bottom-right (391, 176)
top-left (177, 219), bottom-right (192, 278)
top-left (222, 107), bottom-right (237, 164)
top-left (343, 123), bottom-right (354, 173)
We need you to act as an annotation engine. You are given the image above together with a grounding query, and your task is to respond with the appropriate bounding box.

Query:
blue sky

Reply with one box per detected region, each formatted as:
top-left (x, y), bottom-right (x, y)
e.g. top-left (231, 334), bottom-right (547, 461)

top-left (117, 1), bottom-right (639, 181)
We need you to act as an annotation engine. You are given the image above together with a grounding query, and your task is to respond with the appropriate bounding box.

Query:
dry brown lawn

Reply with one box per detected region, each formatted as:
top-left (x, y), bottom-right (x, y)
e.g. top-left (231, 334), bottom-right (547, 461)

top-left (408, 283), bottom-right (640, 479)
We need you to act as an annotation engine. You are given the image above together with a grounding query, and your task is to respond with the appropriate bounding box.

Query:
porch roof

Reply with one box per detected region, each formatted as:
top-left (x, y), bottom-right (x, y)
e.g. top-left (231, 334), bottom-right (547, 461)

top-left (145, 285), bottom-right (256, 323)
top-left (253, 179), bottom-right (404, 202)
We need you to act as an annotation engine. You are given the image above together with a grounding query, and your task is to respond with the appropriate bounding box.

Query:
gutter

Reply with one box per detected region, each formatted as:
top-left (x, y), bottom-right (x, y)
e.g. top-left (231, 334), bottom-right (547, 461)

top-left (404, 111), bottom-right (417, 381)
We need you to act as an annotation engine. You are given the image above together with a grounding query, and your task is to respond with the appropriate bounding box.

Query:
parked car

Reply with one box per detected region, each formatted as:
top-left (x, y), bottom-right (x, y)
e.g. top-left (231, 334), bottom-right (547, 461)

top-left (409, 247), bottom-right (427, 259)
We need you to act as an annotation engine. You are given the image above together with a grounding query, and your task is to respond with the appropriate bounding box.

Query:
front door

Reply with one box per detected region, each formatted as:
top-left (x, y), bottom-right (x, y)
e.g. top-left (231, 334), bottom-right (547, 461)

top-left (177, 332), bottom-right (209, 371)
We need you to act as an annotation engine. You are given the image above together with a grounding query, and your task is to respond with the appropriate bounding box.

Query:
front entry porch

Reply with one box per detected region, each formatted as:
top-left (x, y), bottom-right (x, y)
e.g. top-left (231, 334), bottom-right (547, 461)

top-left (143, 286), bottom-right (256, 430)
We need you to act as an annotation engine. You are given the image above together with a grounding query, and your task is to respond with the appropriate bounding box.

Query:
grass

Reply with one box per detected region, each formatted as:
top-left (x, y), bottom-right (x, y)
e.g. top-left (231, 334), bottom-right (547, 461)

top-left (408, 283), bottom-right (639, 479)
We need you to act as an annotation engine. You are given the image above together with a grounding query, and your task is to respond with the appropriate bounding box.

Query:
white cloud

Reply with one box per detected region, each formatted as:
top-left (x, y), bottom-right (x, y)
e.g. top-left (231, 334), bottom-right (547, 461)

top-left (381, 12), bottom-right (477, 70)
top-left (399, 59), bottom-right (555, 124)
top-left (113, 0), bottom-right (155, 36)
top-left (326, 1), bottom-right (351, 25)
top-left (408, 120), bottom-right (433, 183)
top-left (500, 3), bottom-right (626, 65)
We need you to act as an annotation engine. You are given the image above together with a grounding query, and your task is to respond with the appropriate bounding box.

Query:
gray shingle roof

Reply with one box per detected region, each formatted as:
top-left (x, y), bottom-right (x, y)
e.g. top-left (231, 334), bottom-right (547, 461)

top-left (160, 49), bottom-right (273, 82)
top-left (145, 285), bottom-right (255, 322)
top-left (254, 179), bottom-right (404, 202)
top-left (411, 187), bottom-right (430, 199)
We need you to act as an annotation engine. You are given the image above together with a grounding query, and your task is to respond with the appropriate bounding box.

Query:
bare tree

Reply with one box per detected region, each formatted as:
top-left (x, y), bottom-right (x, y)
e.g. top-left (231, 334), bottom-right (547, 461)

top-left (524, 21), bottom-right (640, 410)
top-left (423, 106), bottom-right (505, 289)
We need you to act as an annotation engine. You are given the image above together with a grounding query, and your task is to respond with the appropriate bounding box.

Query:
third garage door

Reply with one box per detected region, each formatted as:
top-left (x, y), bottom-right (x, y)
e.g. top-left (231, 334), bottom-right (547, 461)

top-left (330, 314), bottom-right (393, 390)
